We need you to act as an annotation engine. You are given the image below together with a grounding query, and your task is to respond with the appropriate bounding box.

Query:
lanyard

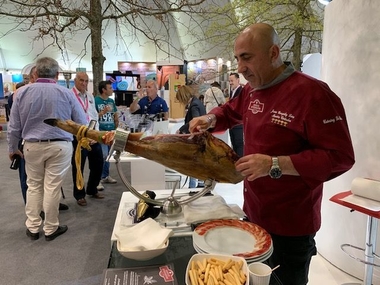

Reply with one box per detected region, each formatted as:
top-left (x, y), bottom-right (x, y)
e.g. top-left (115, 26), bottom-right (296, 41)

top-left (73, 88), bottom-right (88, 113)
top-left (73, 88), bottom-right (90, 121)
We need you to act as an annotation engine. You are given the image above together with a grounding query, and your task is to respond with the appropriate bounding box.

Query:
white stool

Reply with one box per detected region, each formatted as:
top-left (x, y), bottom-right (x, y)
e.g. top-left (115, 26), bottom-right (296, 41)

top-left (330, 191), bottom-right (380, 285)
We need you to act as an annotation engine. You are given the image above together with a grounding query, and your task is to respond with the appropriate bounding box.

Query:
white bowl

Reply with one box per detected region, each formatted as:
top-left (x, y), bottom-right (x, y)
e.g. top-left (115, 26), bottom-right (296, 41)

top-left (185, 253), bottom-right (249, 285)
top-left (117, 240), bottom-right (169, 261)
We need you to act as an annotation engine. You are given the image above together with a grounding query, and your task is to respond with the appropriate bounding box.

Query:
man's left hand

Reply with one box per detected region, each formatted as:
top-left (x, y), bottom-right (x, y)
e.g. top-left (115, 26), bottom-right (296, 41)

top-left (235, 154), bottom-right (271, 181)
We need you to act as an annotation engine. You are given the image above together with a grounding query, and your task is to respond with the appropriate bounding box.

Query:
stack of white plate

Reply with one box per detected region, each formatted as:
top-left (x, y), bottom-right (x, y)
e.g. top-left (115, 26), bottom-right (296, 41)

top-left (192, 219), bottom-right (273, 263)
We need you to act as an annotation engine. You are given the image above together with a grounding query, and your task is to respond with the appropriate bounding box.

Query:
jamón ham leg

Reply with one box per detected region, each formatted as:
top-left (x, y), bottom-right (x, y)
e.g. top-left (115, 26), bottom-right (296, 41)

top-left (44, 118), bottom-right (244, 184)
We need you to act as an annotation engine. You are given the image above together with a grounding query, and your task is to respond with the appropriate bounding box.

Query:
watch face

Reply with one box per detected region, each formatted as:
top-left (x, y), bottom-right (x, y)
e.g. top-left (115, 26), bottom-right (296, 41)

top-left (269, 167), bottom-right (282, 179)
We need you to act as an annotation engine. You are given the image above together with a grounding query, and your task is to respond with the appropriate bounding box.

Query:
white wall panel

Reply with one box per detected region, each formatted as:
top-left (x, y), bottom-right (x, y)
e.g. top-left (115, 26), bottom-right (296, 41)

top-left (318, 0), bottom-right (380, 282)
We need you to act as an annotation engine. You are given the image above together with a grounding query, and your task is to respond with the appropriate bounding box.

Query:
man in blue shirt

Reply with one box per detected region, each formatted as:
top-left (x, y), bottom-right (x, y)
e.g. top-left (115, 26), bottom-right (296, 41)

top-left (129, 79), bottom-right (169, 120)
top-left (7, 57), bottom-right (87, 241)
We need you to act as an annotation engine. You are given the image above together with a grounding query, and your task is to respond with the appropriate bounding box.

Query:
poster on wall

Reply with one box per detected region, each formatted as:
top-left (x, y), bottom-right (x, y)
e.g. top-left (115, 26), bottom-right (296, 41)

top-left (156, 66), bottom-right (181, 90)
top-left (187, 58), bottom-right (217, 85)
top-left (186, 58), bottom-right (219, 97)
top-left (117, 62), bottom-right (183, 91)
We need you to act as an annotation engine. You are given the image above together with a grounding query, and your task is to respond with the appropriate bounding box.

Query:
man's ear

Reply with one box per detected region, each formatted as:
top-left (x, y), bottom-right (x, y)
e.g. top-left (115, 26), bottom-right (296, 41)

top-left (270, 45), bottom-right (280, 62)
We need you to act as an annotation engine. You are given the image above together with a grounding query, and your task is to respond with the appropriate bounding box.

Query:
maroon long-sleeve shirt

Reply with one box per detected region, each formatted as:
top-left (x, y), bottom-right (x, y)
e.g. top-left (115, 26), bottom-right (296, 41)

top-left (210, 69), bottom-right (355, 236)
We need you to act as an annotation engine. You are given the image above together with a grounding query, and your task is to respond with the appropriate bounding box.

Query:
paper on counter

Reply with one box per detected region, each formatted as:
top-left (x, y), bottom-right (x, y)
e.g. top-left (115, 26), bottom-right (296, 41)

top-left (341, 194), bottom-right (380, 211)
top-left (182, 195), bottom-right (244, 224)
top-left (351, 177), bottom-right (380, 202)
top-left (115, 218), bottom-right (173, 251)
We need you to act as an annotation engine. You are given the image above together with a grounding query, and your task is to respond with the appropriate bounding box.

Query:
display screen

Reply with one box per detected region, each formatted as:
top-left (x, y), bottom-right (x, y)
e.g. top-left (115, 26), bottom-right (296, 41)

top-left (105, 73), bottom-right (140, 92)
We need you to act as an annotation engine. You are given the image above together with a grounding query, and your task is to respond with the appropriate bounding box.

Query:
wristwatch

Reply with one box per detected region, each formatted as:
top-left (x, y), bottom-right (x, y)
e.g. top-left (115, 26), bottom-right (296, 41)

top-left (269, 157), bottom-right (282, 179)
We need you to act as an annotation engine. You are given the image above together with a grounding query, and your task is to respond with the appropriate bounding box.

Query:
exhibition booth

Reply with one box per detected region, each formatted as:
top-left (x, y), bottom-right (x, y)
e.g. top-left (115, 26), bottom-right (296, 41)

top-left (4, 1), bottom-right (380, 283)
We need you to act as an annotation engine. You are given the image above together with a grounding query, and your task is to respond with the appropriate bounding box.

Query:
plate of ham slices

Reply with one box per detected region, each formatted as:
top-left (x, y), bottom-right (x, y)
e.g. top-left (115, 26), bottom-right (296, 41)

top-left (192, 219), bottom-right (273, 262)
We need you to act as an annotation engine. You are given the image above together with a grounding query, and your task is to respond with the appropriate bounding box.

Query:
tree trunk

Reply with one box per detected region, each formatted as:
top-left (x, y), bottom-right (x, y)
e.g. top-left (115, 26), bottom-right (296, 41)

top-left (292, 29), bottom-right (302, 71)
top-left (89, 0), bottom-right (106, 95)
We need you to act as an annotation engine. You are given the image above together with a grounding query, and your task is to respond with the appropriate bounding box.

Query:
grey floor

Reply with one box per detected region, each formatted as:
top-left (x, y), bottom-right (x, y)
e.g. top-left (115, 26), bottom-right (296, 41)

top-left (0, 132), bottom-right (130, 285)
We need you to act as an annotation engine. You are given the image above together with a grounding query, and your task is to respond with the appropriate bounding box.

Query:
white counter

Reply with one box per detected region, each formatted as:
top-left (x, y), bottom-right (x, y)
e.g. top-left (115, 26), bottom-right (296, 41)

top-left (111, 182), bottom-right (245, 246)
top-left (111, 189), bottom-right (192, 245)
top-left (109, 153), bottom-right (166, 191)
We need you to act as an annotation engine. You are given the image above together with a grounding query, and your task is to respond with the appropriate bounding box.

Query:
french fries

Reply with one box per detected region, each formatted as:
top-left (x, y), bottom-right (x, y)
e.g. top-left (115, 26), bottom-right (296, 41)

top-left (188, 257), bottom-right (247, 285)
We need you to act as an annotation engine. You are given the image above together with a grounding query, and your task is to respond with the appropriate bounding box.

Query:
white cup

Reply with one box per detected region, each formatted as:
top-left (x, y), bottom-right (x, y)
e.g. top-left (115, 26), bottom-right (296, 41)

top-left (248, 262), bottom-right (272, 285)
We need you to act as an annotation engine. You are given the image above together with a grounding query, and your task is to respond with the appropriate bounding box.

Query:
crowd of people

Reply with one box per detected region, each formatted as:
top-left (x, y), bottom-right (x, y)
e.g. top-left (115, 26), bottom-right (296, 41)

top-left (6, 22), bottom-right (355, 285)
top-left (6, 60), bottom-right (177, 241)
top-left (5, 62), bottom-right (242, 241)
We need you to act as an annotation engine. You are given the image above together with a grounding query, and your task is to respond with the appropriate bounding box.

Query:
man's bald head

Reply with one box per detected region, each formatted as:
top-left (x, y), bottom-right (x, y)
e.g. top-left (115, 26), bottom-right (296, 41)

top-left (239, 23), bottom-right (281, 51)
top-left (234, 23), bottom-right (284, 88)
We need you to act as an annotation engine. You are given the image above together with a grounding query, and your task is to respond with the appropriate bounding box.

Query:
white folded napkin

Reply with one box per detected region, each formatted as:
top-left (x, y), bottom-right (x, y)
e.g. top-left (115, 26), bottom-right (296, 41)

top-left (351, 177), bottom-right (380, 202)
top-left (182, 195), bottom-right (243, 224)
top-left (115, 218), bottom-right (173, 251)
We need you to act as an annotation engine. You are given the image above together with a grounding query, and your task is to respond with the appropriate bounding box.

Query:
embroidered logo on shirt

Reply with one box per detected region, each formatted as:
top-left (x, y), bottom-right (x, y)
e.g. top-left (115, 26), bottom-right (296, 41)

top-left (270, 109), bottom-right (295, 127)
top-left (248, 99), bottom-right (264, 114)
top-left (323, 116), bottom-right (342, 124)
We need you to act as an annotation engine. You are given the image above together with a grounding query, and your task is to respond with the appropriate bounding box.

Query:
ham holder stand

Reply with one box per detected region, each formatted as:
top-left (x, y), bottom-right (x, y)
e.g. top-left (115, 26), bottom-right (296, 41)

top-left (108, 128), bottom-right (217, 217)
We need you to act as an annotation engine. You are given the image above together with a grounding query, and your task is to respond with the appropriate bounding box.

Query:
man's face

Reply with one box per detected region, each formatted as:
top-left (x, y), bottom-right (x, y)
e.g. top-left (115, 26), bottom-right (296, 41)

top-left (234, 33), bottom-right (273, 89)
top-left (146, 81), bottom-right (157, 100)
top-left (229, 75), bottom-right (240, 90)
top-left (75, 74), bottom-right (89, 93)
top-left (104, 84), bottom-right (113, 96)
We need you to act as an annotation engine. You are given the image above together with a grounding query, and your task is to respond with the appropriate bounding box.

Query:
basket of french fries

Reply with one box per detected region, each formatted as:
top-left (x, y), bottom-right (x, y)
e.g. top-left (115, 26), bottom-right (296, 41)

top-left (185, 253), bottom-right (249, 285)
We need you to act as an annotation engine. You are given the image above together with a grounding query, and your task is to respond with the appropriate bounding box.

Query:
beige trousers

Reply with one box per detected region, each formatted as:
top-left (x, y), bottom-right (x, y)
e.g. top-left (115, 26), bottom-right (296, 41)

top-left (24, 141), bottom-right (72, 235)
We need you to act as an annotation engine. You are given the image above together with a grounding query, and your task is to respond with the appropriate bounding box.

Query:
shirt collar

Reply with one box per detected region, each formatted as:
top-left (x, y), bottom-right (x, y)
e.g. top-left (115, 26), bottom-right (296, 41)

top-left (254, 62), bottom-right (295, 91)
top-left (73, 86), bottom-right (87, 97)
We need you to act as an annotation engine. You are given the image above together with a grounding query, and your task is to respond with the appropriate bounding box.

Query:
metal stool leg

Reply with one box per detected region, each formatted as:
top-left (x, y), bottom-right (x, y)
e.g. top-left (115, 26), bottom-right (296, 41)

top-left (341, 216), bottom-right (380, 285)
top-left (364, 216), bottom-right (378, 285)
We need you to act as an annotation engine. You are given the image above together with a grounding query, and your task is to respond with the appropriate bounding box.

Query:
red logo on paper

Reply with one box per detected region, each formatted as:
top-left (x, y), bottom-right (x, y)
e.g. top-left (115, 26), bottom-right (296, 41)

top-left (159, 265), bottom-right (175, 282)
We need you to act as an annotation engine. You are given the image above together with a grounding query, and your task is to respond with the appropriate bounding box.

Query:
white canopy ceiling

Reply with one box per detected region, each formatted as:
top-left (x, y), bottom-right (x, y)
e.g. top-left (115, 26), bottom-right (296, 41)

top-left (0, 0), bottom-right (231, 73)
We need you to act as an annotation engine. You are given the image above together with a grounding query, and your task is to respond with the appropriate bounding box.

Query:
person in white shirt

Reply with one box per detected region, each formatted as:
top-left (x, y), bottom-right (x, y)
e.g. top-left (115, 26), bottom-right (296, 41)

top-left (204, 81), bottom-right (225, 113)
top-left (71, 72), bottom-right (105, 206)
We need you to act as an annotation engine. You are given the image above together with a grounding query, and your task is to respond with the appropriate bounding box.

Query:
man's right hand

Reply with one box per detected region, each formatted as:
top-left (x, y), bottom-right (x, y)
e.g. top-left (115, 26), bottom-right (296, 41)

top-left (9, 149), bottom-right (23, 161)
top-left (136, 88), bottom-right (146, 99)
top-left (189, 114), bottom-right (215, 133)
